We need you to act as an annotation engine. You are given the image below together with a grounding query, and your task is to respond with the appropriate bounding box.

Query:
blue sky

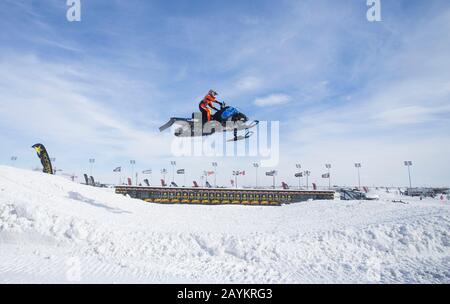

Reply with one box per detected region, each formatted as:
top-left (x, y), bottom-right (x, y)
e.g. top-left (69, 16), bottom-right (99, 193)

top-left (0, 0), bottom-right (449, 187)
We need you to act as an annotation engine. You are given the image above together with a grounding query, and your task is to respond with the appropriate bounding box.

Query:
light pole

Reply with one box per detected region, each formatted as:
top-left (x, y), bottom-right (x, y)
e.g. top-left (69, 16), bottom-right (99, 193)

top-left (325, 164), bottom-right (332, 189)
top-left (253, 163), bottom-right (259, 188)
top-left (130, 160), bottom-right (136, 185)
top-left (304, 170), bottom-right (311, 190)
top-left (404, 161), bottom-right (413, 188)
top-left (233, 171), bottom-right (239, 189)
top-left (170, 161), bottom-right (177, 184)
top-left (272, 171), bottom-right (277, 189)
top-left (161, 168), bottom-right (167, 185)
top-left (296, 164), bottom-right (302, 189)
top-left (115, 167), bottom-right (124, 185)
top-left (89, 158), bottom-right (95, 177)
top-left (203, 171), bottom-right (208, 186)
top-left (355, 163), bottom-right (362, 189)
top-left (295, 173), bottom-right (303, 190)
top-left (212, 162), bottom-right (218, 188)
top-left (266, 170), bottom-right (277, 189)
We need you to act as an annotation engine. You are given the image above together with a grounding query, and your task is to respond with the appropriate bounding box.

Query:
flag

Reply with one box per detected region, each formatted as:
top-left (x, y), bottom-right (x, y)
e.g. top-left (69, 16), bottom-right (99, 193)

top-left (83, 174), bottom-right (89, 185)
top-left (230, 179), bottom-right (235, 186)
top-left (322, 173), bottom-right (330, 178)
top-left (31, 144), bottom-right (53, 175)
top-left (295, 172), bottom-right (303, 178)
top-left (177, 169), bottom-right (185, 174)
top-left (142, 169), bottom-right (152, 174)
top-left (113, 167), bottom-right (121, 172)
top-left (266, 170), bottom-right (277, 176)
top-left (232, 171), bottom-right (245, 176)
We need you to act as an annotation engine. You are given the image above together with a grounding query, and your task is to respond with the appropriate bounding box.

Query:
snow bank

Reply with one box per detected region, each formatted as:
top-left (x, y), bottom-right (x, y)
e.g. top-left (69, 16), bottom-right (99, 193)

top-left (0, 166), bottom-right (449, 283)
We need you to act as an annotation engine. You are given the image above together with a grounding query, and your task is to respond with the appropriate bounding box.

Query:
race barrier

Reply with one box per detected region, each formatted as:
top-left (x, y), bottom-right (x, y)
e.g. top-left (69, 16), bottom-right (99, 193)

top-left (115, 186), bottom-right (335, 206)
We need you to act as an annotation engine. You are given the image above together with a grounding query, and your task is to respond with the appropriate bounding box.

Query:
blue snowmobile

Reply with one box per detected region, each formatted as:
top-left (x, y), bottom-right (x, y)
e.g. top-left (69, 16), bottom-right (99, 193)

top-left (159, 102), bottom-right (259, 141)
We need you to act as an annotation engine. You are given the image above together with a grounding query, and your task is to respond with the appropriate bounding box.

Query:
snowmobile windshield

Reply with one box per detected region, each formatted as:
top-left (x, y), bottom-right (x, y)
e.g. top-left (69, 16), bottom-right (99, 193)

top-left (221, 107), bottom-right (240, 120)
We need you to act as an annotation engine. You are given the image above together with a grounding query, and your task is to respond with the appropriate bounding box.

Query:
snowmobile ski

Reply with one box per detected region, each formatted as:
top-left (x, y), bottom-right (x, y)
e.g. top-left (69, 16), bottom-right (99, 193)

top-left (227, 130), bottom-right (254, 142)
top-left (159, 117), bottom-right (191, 132)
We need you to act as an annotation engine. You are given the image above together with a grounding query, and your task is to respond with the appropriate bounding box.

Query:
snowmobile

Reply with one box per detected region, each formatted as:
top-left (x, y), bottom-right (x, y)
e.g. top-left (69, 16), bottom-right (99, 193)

top-left (159, 102), bottom-right (259, 141)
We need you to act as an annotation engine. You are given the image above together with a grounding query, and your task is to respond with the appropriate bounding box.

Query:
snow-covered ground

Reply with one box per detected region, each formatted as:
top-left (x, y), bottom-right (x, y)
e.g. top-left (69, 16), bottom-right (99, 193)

top-left (0, 166), bottom-right (449, 283)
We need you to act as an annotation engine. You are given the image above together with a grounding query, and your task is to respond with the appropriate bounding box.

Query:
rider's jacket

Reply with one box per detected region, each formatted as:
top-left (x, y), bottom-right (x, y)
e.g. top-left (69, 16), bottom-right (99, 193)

top-left (200, 94), bottom-right (216, 108)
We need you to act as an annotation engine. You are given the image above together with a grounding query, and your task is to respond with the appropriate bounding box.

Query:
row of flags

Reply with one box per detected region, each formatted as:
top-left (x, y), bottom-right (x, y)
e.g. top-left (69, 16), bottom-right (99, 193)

top-left (113, 167), bottom-right (331, 178)
top-left (295, 171), bottom-right (330, 179)
top-left (232, 170), bottom-right (245, 176)
top-left (113, 167), bottom-right (187, 175)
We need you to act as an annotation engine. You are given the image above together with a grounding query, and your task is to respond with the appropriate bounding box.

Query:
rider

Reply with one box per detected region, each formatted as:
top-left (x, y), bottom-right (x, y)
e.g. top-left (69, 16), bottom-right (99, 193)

top-left (199, 90), bottom-right (222, 124)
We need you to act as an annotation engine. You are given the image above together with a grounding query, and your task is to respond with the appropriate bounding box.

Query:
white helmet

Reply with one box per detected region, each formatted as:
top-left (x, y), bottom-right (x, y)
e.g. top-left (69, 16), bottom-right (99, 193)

top-left (208, 90), bottom-right (218, 97)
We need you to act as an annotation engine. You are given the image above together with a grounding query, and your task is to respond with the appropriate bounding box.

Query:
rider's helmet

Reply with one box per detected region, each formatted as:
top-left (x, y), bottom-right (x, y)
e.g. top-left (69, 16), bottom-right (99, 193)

top-left (208, 90), bottom-right (218, 97)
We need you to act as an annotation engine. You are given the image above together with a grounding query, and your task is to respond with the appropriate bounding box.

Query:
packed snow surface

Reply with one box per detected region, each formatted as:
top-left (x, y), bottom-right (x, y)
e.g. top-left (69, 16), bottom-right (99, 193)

top-left (0, 166), bottom-right (449, 283)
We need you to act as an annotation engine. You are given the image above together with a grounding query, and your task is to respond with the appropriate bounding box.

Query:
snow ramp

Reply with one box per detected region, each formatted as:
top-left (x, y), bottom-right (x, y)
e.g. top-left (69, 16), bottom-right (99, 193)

top-left (0, 166), bottom-right (449, 283)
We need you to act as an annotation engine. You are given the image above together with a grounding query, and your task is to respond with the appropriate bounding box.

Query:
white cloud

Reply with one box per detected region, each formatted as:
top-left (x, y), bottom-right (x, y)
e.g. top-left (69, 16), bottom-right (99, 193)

top-left (235, 76), bottom-right (263, 92)
top-left (374, 105), bottom-right (449, 126)
top-left (254, 94), bottom-right (292, 107)
top-left (0, 54), bottom-right (172, 161)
